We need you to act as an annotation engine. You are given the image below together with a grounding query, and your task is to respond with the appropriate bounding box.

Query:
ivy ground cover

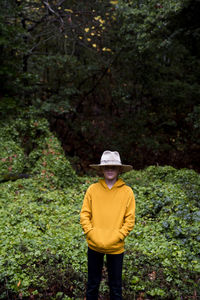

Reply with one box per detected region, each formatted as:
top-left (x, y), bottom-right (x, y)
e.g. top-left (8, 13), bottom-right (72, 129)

top-left (0, 167), bottom-right (199, 299)
top-left (0, 113), bottom-right (199, 299)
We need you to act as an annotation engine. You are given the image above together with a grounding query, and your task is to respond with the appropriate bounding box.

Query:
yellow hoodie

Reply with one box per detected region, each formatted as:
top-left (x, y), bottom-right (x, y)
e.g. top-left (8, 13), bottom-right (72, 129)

top-left (80, 178), bottom-right (135, 254)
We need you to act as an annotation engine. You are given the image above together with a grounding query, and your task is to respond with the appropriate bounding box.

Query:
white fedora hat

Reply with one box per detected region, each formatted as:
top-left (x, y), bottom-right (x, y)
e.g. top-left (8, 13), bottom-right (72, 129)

top-left (89, 150), bottom-right (133, 173)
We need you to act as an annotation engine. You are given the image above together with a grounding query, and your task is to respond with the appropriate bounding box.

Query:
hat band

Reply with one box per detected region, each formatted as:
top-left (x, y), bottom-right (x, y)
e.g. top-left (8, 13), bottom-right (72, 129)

top-left (100, 159), bottom-right (122, 165)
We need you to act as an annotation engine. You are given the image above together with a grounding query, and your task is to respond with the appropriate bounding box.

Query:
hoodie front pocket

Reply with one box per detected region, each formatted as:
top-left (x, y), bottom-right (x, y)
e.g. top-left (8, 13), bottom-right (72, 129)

top-left (103, 229), bottom-right (122, 249)
top-left (87, 228), bottom-right (123, 251)
top-left (87, 228), bottom-right (104, 249)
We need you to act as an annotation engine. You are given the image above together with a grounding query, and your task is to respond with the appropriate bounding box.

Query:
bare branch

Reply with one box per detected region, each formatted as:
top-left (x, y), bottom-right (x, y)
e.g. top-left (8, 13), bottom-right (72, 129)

top-left (43, 1), bottom-right (60, 17)
top-left (43, 0), bottom-right (64, 31)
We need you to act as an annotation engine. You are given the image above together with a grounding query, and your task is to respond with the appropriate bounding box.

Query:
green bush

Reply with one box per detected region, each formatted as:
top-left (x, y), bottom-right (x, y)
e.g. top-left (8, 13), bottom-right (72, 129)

top-left (0, 178), bottom-right (88, 299)
top-left (0, 109), bottom-right (78, 188)
top-left (30, 135), bottom-right (78, 188)
top-left (0, 140), bottom-right (26, 180)
top-left (121, 166), bottom-right (200, 299)
top-left (0, 157), bottom-right (199, 299)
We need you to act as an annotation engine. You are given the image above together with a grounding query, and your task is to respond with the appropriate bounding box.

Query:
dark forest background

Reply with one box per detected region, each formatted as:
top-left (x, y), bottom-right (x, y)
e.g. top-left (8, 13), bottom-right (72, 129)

top-left (1, 0), bottom-right (200, 174)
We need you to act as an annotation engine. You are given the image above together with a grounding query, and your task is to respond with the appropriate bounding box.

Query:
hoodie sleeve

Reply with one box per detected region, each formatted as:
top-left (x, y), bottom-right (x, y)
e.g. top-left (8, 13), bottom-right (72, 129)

top-left (119, 190), bottom-right (135, 238)
top-left (80, 186), bottom-right (93, 235)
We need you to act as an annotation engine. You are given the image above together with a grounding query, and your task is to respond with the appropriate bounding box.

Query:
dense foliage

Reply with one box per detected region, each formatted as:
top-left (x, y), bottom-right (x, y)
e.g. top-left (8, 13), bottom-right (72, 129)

top-left (0, 115), bottom-right (199, 299)
top-left (0, 0), bottom-right (200, 297)
top-left (0, 109), bottom-right (78, 187)
top-left (0, 0), bottom-right (200, 171)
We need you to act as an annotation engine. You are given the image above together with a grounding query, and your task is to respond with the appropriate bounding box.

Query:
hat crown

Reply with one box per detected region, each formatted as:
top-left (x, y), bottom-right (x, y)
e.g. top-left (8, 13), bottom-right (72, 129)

top-left (100, 151), bottom-right (122, 166)
top-left (89, 150), bottom-right (133, 173)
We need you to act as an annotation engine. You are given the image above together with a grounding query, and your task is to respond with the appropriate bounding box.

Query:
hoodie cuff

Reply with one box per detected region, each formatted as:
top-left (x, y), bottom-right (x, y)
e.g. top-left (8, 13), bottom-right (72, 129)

top-left (85, 228), bottom-right (93, 236)
top-left (119, 231), bottom-right (125, 241)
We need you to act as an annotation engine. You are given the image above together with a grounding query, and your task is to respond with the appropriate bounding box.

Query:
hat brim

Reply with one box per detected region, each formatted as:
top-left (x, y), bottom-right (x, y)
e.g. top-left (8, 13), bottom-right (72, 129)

top-left (89, 164), bottom-right (133, 173)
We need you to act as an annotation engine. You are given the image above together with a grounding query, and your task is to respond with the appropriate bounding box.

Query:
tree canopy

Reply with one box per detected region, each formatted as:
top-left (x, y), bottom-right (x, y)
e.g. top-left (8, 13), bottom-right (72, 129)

top-left (1, 0), bottom-right (200, 172)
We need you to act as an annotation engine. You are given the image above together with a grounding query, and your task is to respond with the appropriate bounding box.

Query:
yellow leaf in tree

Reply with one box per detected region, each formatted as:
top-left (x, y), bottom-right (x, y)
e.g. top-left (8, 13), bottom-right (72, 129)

top-left (79, 36), bottom-right (83, 39)
top-left (85, 28), bottom-right (90, 32)
top-left (102, 47), bottom-right (111, 52)
top-left (92, 44), bottom-right (97, 48)
top-left (65, 9), bottom-right (73, 13)
top-left (99, 19), bottom-right (105, 24)
top-left (110, 0), bottom-right (118, 4)
top-left (87, 38), bottom-right (91, 41)
top-left (91, 32), bottom-right (95, 36)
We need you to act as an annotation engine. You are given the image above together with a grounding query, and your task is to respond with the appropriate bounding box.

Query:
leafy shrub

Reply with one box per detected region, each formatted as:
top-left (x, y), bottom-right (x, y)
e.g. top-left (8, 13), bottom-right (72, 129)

top-left (30, 135), bottom-right (78, 188)
top-left (123, 165), bottom-right (200, 187)
top-left (0, 108), bottom-right (78, 188)
top-left (0, 178), bottom-right (87, 299)
top-left (121, 166), bottom-right (200, 299)
top-left (0, 159), bottom-right (199, 299)
top-left (122, 165), bottom-right (177, 186)
top-left (0, 139), bottom-right (25, 180)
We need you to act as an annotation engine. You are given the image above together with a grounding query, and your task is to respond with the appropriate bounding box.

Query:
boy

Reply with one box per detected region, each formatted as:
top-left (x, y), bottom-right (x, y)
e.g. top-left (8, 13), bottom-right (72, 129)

top-left (80, 150), bottom-right (135, 300)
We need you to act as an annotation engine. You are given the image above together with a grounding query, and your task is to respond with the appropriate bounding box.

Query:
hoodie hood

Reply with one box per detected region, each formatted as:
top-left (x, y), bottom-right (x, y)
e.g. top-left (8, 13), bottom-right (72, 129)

top-left (99, 178), bottom-right (126, 189)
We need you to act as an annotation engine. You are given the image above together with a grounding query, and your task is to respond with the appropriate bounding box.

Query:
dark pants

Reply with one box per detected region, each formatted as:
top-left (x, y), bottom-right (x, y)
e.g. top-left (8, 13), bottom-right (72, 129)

top-left (86, 247), bottom-right (124, 300)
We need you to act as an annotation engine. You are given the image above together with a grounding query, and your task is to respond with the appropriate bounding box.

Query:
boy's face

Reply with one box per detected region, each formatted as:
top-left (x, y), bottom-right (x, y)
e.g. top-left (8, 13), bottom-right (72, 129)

top-left (102, 166), bottom-right (121, 181)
